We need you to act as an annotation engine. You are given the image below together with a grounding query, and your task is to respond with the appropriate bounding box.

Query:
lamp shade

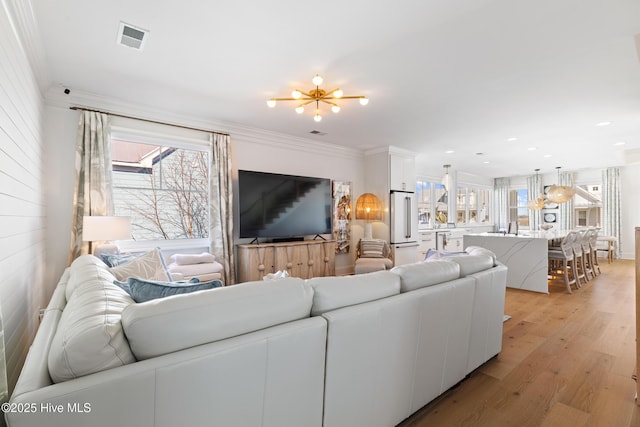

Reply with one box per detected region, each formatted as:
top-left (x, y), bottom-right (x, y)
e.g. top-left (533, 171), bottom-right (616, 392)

top-left (546, 185), bottom-right (576, 204)
top-left (527, 196), bottom-right (545, 210)
top-left (82, 216), bottom-right (131, 241)
top-left (354, 193), bottom-right (383, 221)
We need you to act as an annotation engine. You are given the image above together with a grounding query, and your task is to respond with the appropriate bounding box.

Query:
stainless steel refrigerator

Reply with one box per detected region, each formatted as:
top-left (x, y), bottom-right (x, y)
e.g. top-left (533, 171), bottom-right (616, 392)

top-left (390, 190), bottom-right (419, 266)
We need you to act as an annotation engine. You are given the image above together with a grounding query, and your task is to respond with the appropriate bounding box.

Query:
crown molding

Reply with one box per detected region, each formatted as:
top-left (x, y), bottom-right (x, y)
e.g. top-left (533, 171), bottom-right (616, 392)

top-left (3, 0), bottom-right (50, 92)
top-left (44, 86), bottom-right (365, 161)
top-left (364, 145), bottom-right (417, 158)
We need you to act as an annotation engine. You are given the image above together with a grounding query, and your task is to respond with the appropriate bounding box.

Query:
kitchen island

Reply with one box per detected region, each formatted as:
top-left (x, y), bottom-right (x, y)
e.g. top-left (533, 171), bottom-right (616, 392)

top-left (464, 231), bottom-right (566, 294)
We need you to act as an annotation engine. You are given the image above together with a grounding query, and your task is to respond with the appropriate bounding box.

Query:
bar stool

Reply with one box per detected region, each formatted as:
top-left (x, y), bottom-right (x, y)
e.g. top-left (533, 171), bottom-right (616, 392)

top-left (587, 229), bottom-right (601, 276)
top-left (578, 230), bottom-right (595, 281)
top-left (548, 231), bottom-right (580, 293)
top-left (572, 231), bottom-right (589, 283)
top-left (596, 235), bottom-right (617, 263)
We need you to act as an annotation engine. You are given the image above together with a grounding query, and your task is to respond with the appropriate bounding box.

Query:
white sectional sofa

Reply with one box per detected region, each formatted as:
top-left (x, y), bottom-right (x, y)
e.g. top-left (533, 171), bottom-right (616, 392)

top-left (6, 247), bottom-right (507, 427)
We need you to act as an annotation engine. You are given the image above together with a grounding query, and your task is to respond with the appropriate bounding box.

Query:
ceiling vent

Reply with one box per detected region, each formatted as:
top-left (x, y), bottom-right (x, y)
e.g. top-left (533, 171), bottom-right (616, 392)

top-left (117, 22), bottom-right (148, 50)
top-left (309, 130), bottom-right (327, 136)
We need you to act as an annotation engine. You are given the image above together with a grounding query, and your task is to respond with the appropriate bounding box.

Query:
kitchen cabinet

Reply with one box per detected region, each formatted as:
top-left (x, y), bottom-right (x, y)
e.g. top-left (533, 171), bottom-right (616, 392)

top-left (390, 153), bottom-right (416, 192)
top-left (418, 231), bottom-right (436, 260)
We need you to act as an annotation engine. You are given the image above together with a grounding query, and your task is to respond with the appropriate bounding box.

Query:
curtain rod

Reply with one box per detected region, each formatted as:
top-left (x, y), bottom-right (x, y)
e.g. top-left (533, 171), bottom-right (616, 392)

top-left (69, 106), bottom-right (229, 136)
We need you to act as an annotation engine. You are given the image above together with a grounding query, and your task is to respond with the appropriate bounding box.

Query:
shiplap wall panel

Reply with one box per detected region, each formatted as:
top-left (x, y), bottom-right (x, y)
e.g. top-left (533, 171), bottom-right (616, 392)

top-left (0, 2), bottom-right (46, 394)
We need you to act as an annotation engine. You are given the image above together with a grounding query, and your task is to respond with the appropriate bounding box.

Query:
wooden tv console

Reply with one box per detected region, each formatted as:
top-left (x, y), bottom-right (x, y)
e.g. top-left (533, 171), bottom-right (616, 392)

top-left (236, 240), bottom-right (336, 282)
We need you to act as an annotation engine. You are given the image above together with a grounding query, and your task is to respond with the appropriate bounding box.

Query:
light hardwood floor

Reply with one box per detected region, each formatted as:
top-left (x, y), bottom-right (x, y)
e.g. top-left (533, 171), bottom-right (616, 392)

top-left (399, 259), bottom-right (639, 427)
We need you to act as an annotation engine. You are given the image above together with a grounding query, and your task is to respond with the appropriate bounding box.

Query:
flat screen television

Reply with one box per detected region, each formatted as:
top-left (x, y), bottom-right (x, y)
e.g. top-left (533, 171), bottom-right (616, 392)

top-left (238, 170), bottom-right (332, 239)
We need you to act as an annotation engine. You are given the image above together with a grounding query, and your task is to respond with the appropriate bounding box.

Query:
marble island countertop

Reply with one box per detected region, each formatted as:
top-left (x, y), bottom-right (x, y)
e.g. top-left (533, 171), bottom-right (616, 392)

top-left (464, 233), bottom-right (555, 294)
top-left (466, 230), bottom-right (569, 241)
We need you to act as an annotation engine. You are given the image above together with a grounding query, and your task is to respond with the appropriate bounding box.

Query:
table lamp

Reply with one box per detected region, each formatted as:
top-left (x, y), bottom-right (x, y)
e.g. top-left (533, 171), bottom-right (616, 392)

top-left (82, 215), bottom-right (131, 256)
top-left (355, 193), bottom-right (383, 239)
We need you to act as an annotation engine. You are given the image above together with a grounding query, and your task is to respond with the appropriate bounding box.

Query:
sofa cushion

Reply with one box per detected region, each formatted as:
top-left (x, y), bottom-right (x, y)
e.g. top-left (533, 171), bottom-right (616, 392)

top-left (446, 252), bottom-right (495, 277)
top-left (424, 249), bottom-right (467, 260)
top-left (115, 277), bottom-right (224, 303)
top-left (121, 278), bottom-right (313, 360)
top-left (307, 270), bottom-right (401, 316)
top-left (390, 260), bottom-right (461, 292)
top-left (65, 254), bottom-right (114, 300)
top-left (48, 273), bottom-right (136, 383)
top-left (109, 248), bottom-right (171, 282)
top-left (465, 246), bottom-right (498, 265)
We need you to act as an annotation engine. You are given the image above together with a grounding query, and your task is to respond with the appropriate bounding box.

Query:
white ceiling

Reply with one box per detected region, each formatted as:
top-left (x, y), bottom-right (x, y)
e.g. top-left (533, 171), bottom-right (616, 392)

top-left (31, 0), bottom-right (640, 178)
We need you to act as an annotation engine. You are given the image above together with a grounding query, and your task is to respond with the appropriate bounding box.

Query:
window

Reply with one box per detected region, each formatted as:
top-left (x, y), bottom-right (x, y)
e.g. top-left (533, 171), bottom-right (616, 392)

top-left (417, 179), bottom-right (447, 225)
top-left (574, 184), bottom-right (601, 227)
top-left (416, 180), bottom-right (432, 225)
top-left (434, 183), bottom-right (447, 224)
top-left (452, 185), bottom-right (491, 225)
top-left (417, 179), bottom-right (491, 226)
top-left (509, 188), bottom-right (529, 228)
top-left (111, 137), bottom-right (210, 242)
top-left (456, 186), bottom-right (466, 223)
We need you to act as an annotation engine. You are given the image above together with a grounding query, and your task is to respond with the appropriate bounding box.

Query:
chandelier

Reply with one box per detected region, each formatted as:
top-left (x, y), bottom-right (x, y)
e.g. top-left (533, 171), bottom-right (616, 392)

top-left (527, 169), bottom-right (545, 210)
top-left (546, 166), bottom-right (575, 203)
top-left (266, 74), bottom-right (369, 122)
top-left (527, 166), bottom-right (575, 210)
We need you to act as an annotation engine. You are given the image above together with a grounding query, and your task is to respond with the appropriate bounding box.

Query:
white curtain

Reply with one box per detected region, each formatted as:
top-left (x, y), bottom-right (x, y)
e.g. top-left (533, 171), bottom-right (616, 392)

top-left (527, 173), bottom-right (542, 231)
top-left (494, 178), bottom-right (510, 231)
top-left (557, 171), bottom-right (574, 230)
top-left (68, 111), bottom-right (113, 263)
top-left (209, 133), bottom-right (235, 284)
top-left (602, 167), bottom-right (621, 258)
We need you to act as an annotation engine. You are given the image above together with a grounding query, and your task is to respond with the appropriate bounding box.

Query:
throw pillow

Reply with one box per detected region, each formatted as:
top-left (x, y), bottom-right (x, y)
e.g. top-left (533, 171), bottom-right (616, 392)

top-left (113, 277), bottom-right (200, 295)
top-left (360, 239), bottom-right (386, 258)
top-left (424, 249), bottom-right (467, 261)
top-left (100, 252), bottom-right (140, 267)
top-left (120, 277), bottom-right (223, 303)
top-left (109, 248), bottom-right (171, 282)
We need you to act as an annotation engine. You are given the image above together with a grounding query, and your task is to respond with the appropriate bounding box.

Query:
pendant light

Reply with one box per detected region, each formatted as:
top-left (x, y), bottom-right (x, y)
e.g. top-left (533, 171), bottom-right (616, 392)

top-left (546, 166), bottom-right (575, 204)
top-left (441, 164), bottom-right (451, 192)
top-left (527, 169), bottom-right (545, 210)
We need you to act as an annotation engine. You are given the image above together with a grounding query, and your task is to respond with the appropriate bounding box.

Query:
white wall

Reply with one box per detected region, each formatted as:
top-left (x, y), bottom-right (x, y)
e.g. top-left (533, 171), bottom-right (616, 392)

top-left (42, 93), bottom-right (366, 281)
top-left (620, 164), bottom-right (640, 259)
top-left (0, 2), bottom-right (47, 393)
top-left (231, 129), bottom-right (365, 275)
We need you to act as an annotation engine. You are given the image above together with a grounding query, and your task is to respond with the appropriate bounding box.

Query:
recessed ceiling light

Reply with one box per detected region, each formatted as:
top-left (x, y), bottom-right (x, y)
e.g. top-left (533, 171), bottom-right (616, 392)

top-left (614, 141), bottom-right (626, 146)
top-left (544, 154), bottom-right (552, 158)
top-left (445, 150), bottom-right (455, 154)
top-left (596, 121), bottom-right (612, 126)
top-left (527, 147), bottom-right (537, 151)
top-left (483, 161), bottom-right (490, 164)
top-left (507, 137), bottom-right (518, 142)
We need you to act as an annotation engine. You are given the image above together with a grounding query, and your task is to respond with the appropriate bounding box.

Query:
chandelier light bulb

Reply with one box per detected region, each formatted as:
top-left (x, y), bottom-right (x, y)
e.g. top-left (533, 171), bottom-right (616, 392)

top-left (295, 106), bottom-right (304, 114)
top-left (331, 105), bottom-right (341, 113)
top-left (333, 89), bottom-right (343, 98)
top-left (267, 99), bottom-right (276, 108)
top-left (314, 111), bottom-right (322, 122)
top-left (312, 74), bottom-right (323, 86)
top-left (359, 97), bottom-right (369, 106)
top-left (291, 90), bottom-right (302, 99)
